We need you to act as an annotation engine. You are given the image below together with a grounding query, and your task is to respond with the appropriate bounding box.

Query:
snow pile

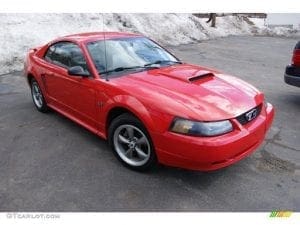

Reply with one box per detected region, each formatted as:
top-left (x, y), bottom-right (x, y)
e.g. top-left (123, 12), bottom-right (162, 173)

top-left (260, 26), bottom-right (300, 37)
top-left (249, 17), bottom-right (300, 37)
top-left (0, 13), bottom-right (298, 74)
top-left (249, 18), bottom-right (266, 29)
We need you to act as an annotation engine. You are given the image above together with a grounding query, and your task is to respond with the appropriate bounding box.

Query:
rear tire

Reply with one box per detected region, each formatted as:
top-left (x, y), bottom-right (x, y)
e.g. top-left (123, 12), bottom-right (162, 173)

top-left (30, 78), bottom-right (49, 113)
top-left (108, 113), bottom-right (157, 171)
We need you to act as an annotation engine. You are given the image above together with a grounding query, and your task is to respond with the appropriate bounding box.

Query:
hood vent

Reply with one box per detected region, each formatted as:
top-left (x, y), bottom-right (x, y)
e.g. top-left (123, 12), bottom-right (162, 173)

top-left (188, 72), bottom-right (214, 82)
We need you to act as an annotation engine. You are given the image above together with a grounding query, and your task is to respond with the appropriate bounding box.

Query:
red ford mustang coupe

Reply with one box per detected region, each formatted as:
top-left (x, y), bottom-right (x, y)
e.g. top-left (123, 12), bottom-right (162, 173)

top-left (24, 32), bottom-right (274, 171)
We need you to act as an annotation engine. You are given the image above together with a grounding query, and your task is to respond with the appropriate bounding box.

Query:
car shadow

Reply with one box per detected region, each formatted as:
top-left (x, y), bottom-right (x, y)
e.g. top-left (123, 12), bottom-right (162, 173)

top-left (47, 110), bottom-right (110, 151)
top-left (155, 165), bottom-right (226, 184)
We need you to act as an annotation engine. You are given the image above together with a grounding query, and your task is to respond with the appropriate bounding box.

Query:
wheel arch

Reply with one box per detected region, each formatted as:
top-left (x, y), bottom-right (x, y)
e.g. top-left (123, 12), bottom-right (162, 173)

top-left (27, 73), bottom-right (35, 86)
top-left (104, 98), bottom-right (158, 139)
top-left (106, 107), bottom-right (134, 132)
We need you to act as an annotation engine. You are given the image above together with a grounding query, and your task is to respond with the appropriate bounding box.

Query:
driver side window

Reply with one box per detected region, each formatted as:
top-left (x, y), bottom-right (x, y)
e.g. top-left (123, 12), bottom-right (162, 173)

top-left (44, 42), bottom-right (90, 74)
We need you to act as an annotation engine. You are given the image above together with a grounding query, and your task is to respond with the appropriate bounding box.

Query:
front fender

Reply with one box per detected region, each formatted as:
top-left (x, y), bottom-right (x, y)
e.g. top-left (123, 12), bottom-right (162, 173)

top-left (101, 94), bottom-right (171, 138)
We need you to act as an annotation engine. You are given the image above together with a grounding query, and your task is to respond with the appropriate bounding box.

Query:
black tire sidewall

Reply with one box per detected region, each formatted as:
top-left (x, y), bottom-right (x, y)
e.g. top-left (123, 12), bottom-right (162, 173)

top-left (108, 113), bottom-right (157, 171)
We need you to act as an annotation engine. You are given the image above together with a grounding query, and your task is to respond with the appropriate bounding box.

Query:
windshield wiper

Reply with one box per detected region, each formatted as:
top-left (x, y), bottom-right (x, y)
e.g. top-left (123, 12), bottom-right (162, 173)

top-left (99, 64), bottom-right (160, 75)
top-left (99, 61), bottom-right (181, 75)
top-left (144, 60), bottom-right (182, 67)
top-left (100, 66), bottom-right (146, 75)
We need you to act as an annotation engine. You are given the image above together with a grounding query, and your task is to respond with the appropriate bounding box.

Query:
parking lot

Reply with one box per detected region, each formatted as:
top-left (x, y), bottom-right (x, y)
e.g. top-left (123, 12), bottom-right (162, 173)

top-left (0, 36), bottom-right (299, 211)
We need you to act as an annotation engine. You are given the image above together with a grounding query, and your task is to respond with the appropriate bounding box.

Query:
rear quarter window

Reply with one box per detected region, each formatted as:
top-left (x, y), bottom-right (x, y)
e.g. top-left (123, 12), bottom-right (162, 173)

top-left (43, 42), bottom-right (89, 73)
top-left (44, 45), bottom-right (56, 62)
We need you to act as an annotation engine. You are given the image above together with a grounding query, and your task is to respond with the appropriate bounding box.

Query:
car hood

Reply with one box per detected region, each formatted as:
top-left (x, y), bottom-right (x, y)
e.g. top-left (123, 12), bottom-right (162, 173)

top-left (112, 64), bottom-right (263, 121)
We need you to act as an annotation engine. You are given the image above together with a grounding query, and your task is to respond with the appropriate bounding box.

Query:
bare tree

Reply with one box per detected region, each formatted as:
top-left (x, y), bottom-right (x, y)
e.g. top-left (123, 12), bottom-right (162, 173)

top-left (206, 13), bottom-right (216, 27)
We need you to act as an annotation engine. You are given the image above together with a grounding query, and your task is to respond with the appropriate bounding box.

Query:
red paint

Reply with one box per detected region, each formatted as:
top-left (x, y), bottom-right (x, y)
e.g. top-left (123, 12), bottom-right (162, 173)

top-left (24, 32), bottom-right (274, 171)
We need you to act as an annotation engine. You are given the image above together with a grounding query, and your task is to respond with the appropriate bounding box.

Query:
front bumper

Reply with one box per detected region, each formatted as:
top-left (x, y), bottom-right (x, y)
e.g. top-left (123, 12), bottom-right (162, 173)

top-left (284, 65), bottom-right (300, 87)
top-left (152, 103), bottom-right (275, 171)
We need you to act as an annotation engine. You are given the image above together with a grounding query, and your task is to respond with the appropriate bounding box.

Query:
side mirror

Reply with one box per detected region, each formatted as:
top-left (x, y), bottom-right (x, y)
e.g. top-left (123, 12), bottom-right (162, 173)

top-left (68, 66), bottom-right (90, 77)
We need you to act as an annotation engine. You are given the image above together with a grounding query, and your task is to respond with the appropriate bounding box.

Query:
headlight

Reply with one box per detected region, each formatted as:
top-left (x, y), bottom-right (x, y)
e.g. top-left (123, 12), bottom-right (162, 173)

top-left (170, 118), bottom-right (233, 136)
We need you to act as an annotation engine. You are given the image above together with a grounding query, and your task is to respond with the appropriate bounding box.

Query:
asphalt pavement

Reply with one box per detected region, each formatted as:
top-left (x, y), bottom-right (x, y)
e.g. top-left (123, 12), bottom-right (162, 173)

top-left (0, 36), bottom-right (299, 211)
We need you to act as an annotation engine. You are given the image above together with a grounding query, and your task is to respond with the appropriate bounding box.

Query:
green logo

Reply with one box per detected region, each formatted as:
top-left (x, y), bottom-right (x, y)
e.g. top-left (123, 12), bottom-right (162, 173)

top-left (270, 210), bottom-right (292, 218)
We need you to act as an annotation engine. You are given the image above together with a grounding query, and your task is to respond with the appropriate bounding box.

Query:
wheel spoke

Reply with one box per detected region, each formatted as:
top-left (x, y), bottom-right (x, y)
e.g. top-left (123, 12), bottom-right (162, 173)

top-left (136, 136), bottom-right (147, 145)
top-left (135, 146), bottom-right (147, 159)
top-left (125, 148), bottom-right (134, 158)
top-left (33, 85), bottom-right (39, 93)
top-left (118, 134), bottom-right (130, 144)
top-left (126, 127), bottom-right (134, 139)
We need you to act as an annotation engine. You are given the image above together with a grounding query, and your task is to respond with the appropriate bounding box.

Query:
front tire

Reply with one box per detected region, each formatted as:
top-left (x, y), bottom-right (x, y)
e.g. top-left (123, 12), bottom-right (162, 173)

top-left (108, 113), bottom-right (157, 171)
top-left (30, 78), bottom-right (49, 113)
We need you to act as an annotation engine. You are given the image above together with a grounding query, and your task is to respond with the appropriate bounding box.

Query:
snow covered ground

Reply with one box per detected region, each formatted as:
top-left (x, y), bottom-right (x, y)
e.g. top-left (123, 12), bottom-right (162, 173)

top-left (0, 13), bottom-right (299, 74)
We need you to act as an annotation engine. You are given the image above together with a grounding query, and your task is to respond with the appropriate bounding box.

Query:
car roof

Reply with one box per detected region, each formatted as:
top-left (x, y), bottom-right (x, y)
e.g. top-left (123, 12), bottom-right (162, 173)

top-left (56, 32), bottom-right (144, 43)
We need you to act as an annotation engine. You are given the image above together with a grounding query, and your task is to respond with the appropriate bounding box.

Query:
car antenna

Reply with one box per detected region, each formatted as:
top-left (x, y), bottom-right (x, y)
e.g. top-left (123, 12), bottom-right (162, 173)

top-left (102, 13), bottom-right (109, 81)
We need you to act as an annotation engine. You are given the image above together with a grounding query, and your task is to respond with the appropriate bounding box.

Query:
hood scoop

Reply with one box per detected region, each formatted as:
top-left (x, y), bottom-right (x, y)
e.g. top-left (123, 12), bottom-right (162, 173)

top-left (157, 68), bottom-right (215, 83)
top-left (188, 71), bottom-right (214, 82)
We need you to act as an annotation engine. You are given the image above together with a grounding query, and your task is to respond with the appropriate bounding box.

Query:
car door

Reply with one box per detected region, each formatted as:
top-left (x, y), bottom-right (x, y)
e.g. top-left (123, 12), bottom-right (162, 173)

top-left (42, 41), bottom-right (98, 130)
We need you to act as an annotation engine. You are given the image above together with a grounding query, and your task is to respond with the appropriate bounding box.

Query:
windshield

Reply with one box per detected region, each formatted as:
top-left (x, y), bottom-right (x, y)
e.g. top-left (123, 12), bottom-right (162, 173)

top-left (86, 37), bottom-right (179, 75)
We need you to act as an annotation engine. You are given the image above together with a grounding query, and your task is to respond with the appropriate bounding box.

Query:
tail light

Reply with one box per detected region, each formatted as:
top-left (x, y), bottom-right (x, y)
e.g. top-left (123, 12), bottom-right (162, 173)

top-left (292, 42), bottom-right (300, 66)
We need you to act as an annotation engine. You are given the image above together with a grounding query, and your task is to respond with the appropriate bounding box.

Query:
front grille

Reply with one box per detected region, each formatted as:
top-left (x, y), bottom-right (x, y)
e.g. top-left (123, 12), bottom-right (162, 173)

top-left (236, 104), bottom-right (262, 125)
